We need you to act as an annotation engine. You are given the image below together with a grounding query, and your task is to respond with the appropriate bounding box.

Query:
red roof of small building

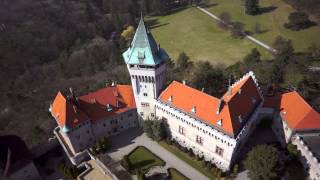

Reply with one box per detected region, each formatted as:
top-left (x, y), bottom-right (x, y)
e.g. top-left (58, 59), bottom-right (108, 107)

top-left (51, 85), bottom-right (136, 129)
top-left (264, 91), bottom-right (320, 131)
top-left (159, 73), bottom-right (262, 137)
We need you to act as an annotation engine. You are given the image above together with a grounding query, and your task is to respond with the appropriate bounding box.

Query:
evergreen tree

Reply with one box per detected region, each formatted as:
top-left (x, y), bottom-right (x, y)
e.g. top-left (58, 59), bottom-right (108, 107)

top-left (284, 12), bottom-right (314, 31)
top-left (245, 0), bottom-right (260, 15)
top-left (143, 119), bottom-right (154, 139)
top-left (243, 48), bottom-right (261, 66)
top-left (244, 145), bottom-right (283, 180)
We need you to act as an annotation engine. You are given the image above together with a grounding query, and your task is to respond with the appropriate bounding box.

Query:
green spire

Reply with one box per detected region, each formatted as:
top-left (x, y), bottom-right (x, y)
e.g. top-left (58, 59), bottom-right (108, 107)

top-left (122, 15), bottom-right (169, 66)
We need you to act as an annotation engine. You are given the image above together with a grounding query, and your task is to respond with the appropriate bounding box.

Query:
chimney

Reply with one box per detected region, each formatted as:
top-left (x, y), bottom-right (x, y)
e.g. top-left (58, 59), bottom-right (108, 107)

top-left (111, 81), bottom-right (115, 86)
top-left (182, 80), bottom-right (187, 85)
top-left (201, 88), bottom-right (205, 92)
top-left (69, 87), bottom-right (74, 98)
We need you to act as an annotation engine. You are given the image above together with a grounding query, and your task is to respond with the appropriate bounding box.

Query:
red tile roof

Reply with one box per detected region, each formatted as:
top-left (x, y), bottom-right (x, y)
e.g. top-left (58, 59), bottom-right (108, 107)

top-left (159, 73), bottom-right (262, 137)
top-left (265, 91), bottom-right (320, 131)
top-left (51, 85), bottom-right (136, 129)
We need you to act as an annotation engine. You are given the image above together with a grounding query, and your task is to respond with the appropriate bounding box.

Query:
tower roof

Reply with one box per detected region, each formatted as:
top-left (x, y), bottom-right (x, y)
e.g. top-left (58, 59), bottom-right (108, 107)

top-left (122, 16), bottom-right (169, 66)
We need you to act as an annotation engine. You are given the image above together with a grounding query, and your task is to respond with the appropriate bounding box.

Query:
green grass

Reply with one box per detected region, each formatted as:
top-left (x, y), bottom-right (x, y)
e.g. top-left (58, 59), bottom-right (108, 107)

top-left (127, 146), bottom-right (165, 173)
top-left (168, 168), bottom-right (189, 180)
top-left (146, 7), bottom-right (273, 65)
top-left (159, 141), bottom-right (217, 179)
top-left (206, 0), bottom-right (320, 53)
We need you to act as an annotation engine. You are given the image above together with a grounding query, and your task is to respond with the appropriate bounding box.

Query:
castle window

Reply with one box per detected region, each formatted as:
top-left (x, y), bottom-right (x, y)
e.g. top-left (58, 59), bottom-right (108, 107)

top-left (238, 115), bottom-right (243, 123)
top-left (191, 106), bottom-right (196, 113)
top-left (179, 126), bottom-right (185, 135)
top-left (106, 104), bottom-right (113, 112)
top-left (252, 97), bottom-right (257, 104)
top-left (215, 146), bottom-right (224, 157)
top-left (196, 135), bottom-right (203, 145)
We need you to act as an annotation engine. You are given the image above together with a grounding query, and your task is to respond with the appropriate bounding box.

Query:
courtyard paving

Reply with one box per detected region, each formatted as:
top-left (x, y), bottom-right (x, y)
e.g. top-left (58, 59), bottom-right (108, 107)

top-left (108, 127), bottom-right (209, 180)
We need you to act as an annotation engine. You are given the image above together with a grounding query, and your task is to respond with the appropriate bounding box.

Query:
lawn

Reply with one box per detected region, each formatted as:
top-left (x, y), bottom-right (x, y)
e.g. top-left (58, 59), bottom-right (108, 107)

top-left (168, 168), bottom-right (189, 180)
top-left (206, 0), bottom-right (320, 53)
top-left (146, 7), bottom-right (273, 65)
top-left (126, 146), bottom-right (165, 173)
top-left (159, 141), bottom-right (218, 179)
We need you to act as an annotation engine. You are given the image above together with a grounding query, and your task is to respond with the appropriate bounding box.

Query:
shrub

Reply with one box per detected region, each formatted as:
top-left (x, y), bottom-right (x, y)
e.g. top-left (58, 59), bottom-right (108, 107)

top-left (122, 155), bottom-right (132, 170)
top-left (206, 161), bottom-right (212, 170)
top-left (284, 12), bottom-right (314, 31)
top-left (287, 143), bottom-right (300, 158)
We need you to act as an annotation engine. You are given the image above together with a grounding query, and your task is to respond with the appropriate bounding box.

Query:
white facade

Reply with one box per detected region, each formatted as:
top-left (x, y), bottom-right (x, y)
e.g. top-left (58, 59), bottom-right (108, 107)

top-left (128, 63), bottom-right (166, 121)
top-left (53, 108), bottom-right (138, 165)
top-left (154, 100), bottom-right (263, 171)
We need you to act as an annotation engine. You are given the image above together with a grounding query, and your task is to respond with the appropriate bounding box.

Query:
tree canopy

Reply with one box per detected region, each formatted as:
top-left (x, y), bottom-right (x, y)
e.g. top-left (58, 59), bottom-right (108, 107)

top-left (244, 145), bottom-right (283, 180)
top-left (245, 0), bottom-right (260, 15)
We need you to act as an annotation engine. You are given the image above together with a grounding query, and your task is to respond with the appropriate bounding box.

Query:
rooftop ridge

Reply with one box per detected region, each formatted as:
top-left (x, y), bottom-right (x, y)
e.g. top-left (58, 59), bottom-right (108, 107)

top-left (162, 80), bottom-right (220, 101)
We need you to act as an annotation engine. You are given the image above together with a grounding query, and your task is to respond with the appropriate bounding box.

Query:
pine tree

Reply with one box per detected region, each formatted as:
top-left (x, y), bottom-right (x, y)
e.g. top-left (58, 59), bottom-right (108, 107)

top-left (245, 0), bottom-right (260, 15)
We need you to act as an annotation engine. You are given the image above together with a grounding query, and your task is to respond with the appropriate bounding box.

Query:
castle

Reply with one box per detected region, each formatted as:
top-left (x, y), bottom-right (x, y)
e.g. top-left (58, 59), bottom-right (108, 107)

top-left (50, 16), bottom-right (320, 178)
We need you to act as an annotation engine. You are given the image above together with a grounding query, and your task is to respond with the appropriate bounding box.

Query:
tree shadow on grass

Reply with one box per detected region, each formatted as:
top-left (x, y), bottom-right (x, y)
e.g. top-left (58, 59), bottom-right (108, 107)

top-left (199, 3), bottom-right (219, 8)
top-left (145, 19), bottom-right (169, 30)
top-left (259, 6), bottom-right (277, 14)
top-left (132, 159), bottom-right (155, 169)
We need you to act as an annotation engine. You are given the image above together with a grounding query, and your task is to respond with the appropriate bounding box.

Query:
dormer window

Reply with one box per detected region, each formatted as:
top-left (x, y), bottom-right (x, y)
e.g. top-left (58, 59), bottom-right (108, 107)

top-left (252, 96), bottom-right (257, 104)
top-left (191, 106), bottom-right (196, 113)
top-left (168, 96), bottom-right (173, 102)
top-left (217, 119), bottom-right (222, 126)
top-left (238, 115), bottom-right (243, 123)
top-left (106, 104), bottom-right (113, 112)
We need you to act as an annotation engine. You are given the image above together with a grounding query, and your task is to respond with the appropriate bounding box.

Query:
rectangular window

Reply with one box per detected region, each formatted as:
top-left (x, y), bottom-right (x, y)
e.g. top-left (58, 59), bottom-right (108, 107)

top-left (141, 102), bottom-right (150, 107)
top-left (143, 93), bottom-right (148, 97)
top-left (196, 135), bottom-right (203, 145)
top-left (215, 146), bottom-right (224, 157)
top-left (178, 126), bottom-right (185, 135)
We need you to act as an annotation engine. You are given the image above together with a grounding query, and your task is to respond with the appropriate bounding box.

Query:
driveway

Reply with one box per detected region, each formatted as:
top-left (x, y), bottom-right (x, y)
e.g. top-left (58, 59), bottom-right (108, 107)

top-left (108, 127), bottom-right (209, 180)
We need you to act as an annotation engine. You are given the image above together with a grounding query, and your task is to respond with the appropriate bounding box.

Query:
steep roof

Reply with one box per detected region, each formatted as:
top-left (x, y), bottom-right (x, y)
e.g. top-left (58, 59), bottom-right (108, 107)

top-left (51, 92), bottom-right (89, 129)
top-left (122, 16), bottom-right (169, 65)
top-left (267, 91), bottom-right (320, 131)
top-left (51, 85), bottom-right (136, 131)
top-left (78, 85), bottom-right (136, 122)
top-left (159, 72), bottom-right (262, 137)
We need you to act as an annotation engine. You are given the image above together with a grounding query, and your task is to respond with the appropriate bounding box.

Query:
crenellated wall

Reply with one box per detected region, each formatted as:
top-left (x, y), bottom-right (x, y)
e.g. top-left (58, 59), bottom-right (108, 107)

top-left (291, 135), bottom-right (320, 180)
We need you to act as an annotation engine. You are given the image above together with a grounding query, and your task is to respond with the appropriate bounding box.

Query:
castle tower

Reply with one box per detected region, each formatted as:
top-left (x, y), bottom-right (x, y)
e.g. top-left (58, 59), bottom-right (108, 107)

top-left (122, 15), bottom-right (169, 121)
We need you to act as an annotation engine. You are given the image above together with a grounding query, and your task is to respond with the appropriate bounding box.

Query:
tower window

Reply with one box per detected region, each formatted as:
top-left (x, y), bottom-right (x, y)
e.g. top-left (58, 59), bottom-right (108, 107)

top-left (143, 93), bottom-right (148, 97)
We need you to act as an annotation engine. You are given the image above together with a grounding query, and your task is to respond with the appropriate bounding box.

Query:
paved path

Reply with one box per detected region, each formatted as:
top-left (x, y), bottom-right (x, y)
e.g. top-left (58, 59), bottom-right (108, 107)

top-left (108, 127), bottom-right (209, 180)
top-left (197, 6), bottom-right (277, 53)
